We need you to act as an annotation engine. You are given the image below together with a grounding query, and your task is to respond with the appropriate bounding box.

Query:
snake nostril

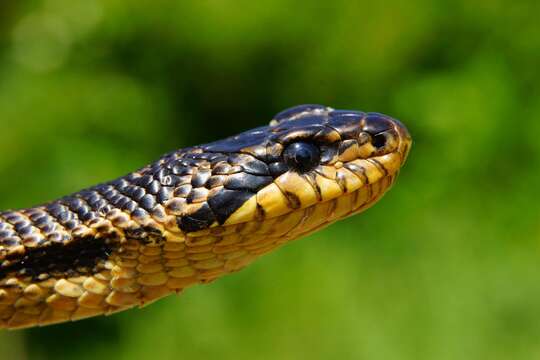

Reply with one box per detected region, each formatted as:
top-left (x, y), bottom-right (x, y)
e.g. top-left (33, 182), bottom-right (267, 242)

top-left (372, 133), bottom-right (387, 149)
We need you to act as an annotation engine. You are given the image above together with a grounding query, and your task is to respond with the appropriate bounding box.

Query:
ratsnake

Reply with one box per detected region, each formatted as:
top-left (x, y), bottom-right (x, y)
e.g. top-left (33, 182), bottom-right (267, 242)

top-left (0, 105), bottom-right (412, 329)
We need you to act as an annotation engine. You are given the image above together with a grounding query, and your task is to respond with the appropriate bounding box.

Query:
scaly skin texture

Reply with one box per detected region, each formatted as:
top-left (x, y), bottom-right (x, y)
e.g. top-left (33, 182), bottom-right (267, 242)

top-left (0, 105), bottom-right (411, 329)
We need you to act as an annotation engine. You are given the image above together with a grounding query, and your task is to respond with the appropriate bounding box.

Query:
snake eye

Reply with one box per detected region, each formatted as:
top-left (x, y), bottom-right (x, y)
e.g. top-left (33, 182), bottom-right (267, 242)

top-left (283, 142), bottom-right (321, 172)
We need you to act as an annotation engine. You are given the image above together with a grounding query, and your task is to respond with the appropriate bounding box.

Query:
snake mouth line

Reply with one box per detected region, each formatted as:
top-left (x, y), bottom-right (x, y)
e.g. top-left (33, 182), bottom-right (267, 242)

top-left (185, 173), bottom-right (396, 239)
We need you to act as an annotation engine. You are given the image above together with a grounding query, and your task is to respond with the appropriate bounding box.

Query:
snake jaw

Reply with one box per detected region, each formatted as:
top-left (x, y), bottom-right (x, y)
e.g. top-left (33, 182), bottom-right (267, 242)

top-left (0, 105), bottom-right (411, 329)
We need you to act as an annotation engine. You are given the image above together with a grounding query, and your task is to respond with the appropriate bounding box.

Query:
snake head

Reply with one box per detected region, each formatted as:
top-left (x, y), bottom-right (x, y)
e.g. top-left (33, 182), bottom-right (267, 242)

top-left (165, 104), bottom-right (411, 238)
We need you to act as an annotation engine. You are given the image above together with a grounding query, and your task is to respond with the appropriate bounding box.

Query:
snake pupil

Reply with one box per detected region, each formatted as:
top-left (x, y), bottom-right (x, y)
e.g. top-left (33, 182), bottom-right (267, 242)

top-left (283, 142), bottom-right (321, 172)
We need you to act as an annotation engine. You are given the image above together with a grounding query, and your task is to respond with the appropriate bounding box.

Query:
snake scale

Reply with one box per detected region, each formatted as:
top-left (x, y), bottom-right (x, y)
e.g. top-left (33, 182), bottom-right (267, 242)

top-left (0, 105), bottom-right (411, 329)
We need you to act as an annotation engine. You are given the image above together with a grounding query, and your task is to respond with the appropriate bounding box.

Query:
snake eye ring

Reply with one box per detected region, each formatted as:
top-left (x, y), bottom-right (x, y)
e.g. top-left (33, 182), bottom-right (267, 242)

top-left (283, 142), bottom-right (321, 172)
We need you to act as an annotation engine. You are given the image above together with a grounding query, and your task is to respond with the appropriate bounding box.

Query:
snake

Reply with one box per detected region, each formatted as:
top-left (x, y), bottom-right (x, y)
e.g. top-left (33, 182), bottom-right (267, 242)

top-left (0, 104), bottom-right (411, 329)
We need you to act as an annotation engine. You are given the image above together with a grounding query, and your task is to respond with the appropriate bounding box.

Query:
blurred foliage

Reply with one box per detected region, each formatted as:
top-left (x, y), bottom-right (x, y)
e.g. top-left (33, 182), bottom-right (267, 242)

top-left (0, 0), bottom-right (539, 359)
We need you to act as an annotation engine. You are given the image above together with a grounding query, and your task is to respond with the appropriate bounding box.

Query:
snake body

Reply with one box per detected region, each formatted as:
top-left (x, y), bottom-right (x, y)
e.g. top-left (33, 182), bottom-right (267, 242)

top-left (0, 105), bottom-right (411, 329)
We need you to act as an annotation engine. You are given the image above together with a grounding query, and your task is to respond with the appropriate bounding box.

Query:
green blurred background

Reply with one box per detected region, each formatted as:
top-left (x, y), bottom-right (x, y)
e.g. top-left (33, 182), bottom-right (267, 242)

top-left (1, 1), bottom-right (540, 359)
